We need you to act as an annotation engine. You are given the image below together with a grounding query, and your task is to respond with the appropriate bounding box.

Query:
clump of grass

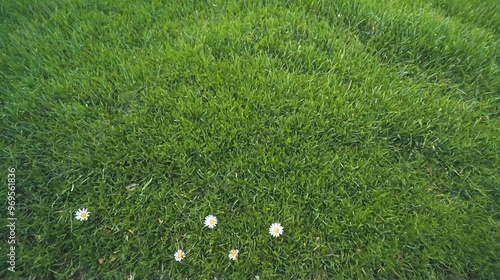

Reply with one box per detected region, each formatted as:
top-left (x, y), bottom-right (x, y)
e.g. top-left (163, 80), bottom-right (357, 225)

top-left (1, 0), bottom-right (499, 278)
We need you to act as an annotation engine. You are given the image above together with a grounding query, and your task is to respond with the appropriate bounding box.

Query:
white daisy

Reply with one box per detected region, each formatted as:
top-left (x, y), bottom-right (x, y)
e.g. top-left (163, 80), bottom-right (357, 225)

top-left (269, 222), bottom-right (283, 237)
top-left (204, 215), bottom-right (217, 229)
top-left (75, 208), bottom-right (90, 221)
top-left (174, 249), bottom-right (185, 262)
top-left (228, 249), bottom-right (239, 260)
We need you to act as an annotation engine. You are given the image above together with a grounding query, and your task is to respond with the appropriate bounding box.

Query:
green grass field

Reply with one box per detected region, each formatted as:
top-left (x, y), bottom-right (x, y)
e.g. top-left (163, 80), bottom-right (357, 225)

top-left (1, 0), bottom-right (499, 278)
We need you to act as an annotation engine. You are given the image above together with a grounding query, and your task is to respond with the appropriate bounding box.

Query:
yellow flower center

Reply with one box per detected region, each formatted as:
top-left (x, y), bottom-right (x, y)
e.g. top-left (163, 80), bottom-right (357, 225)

top-left (209, 219), bottom-right (214, 224)
top-left (231, 252), bottom-right (237, 257)
top-left (274, 227), bottom-right (279, 233)
top-left (80, 213), bottom-right (87, 218)
top-left (177, 252), bottom-right (183, 258)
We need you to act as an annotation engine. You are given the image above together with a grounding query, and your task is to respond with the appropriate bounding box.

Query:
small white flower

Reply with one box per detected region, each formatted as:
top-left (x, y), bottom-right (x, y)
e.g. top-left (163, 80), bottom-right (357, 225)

top-left (174, 249), bottom-right (185, 262)
top-left (228, 249), bottom-right (239, 260)
top-left (269, 222), bottom-right (283, 237)
top-left (75, 208), bottom-right (90, 221)
top-left (204, 215), bottom-right (217, 229)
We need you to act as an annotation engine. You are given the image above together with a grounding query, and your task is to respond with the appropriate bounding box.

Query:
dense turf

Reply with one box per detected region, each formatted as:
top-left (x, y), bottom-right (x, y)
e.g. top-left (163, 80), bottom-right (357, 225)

top-left (1, 0), bottom-right (499, 278)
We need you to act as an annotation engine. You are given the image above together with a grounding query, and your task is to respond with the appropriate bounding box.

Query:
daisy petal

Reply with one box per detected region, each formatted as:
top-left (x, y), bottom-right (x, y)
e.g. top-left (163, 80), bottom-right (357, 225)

top-left (75, 208), bottom-right (90, 221)
top-left (269, 222), bottom-right (283, 237)
top-left (204, 215), bottom-right (218, 229)
top-left (174, 249), bottom-right (185, 262)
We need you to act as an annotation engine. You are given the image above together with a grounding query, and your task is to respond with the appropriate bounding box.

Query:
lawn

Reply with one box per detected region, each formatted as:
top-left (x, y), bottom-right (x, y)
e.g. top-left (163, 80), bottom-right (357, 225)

top-left (1, 0), bottom-right (499, 278)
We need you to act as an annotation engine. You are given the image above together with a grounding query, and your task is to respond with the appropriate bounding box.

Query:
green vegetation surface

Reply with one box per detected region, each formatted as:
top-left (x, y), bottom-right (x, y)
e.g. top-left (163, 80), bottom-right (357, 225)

top-left (1, 0), bottom-right (499, 278)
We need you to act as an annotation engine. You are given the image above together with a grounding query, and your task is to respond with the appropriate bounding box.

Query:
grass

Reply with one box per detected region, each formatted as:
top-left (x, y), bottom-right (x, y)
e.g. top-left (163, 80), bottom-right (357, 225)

top-left (1, 0), bottom-right (499, 278)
